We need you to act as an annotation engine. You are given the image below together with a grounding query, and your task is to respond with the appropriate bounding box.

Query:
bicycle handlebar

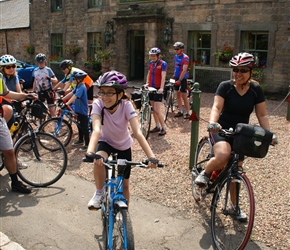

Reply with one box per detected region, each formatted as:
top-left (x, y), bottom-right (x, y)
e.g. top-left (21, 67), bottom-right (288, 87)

top-left (83, 152), bottom-right (163, 168)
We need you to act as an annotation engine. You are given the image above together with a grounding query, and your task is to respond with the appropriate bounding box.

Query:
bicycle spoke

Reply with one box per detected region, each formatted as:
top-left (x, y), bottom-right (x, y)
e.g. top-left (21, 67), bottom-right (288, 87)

top-left (211, 174), bottom-right (255, 250)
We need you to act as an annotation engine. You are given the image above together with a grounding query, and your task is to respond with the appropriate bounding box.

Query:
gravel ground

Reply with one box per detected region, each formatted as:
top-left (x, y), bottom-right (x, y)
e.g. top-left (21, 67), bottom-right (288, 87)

top-left (66, 92), bottom-right (289, 250)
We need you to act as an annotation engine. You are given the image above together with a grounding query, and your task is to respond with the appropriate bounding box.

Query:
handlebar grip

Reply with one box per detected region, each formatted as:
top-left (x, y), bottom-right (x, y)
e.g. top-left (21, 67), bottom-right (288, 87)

top-left (83, 152), bottom-right (103, 163)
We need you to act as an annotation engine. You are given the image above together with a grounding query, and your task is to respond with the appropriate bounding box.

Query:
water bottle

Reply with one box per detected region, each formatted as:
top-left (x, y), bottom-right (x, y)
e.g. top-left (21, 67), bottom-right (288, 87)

top-left (210, 169), bottom-right (223, 181)
top-left (10, 122), bottom-right (19, 135)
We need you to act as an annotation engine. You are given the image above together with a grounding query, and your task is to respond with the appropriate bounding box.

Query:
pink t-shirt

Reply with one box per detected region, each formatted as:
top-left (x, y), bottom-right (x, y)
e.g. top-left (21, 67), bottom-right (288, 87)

top-left (92, 98), bottom-right (137, 150)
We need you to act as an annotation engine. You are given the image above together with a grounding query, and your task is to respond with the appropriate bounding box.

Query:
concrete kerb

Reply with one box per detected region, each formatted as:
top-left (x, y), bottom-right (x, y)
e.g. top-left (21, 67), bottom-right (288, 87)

top-left (0, 232), bottom-right (26, 250)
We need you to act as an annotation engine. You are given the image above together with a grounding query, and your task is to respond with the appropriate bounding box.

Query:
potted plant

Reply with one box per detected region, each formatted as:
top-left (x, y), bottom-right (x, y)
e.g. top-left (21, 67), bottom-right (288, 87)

top-left (95, 49), bottom-right (113, 73)
top-left (214, 44), bottom-right (234, 63)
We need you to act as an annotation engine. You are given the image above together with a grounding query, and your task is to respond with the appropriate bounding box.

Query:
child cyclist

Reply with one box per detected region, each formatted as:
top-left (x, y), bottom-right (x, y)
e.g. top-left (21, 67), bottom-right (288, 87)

top-left (86, 70), bottom-right (159, 210)
top-left (61, 70), bottom-right (89, 151)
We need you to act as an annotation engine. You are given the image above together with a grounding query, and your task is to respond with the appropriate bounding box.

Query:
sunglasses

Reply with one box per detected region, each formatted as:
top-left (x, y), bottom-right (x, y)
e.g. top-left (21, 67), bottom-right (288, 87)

top-left (232, 68), bottom-right (251, 73)
top-left (5, 65), bottom-right (16, 69)
top-left (98, 92), bottom-right (117, 97)
top-left (174, 48), bottom-right (180, 51)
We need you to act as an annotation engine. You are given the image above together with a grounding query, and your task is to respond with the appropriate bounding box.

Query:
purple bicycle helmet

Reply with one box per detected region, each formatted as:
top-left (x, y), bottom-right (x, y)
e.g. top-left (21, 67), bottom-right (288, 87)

top-left (229, 52), bottom-right (255, 68)
top-left (95, 70), bottom-right (127, 89)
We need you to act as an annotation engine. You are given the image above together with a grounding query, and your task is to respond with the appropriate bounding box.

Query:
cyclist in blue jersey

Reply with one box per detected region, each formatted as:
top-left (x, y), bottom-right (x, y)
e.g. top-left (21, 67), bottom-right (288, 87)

top-left (53, 60), bottom-right (94, 104)
top-left (32, 53), bottom-right (58, 117)
top-left (86, 71), bottom-right (159, 210)
top-left (173, 42), bottom-right (191, 119)
top-left (61, 71), bottom-right (89, 151)
top-left (146, 47), bottom-right (167, 136)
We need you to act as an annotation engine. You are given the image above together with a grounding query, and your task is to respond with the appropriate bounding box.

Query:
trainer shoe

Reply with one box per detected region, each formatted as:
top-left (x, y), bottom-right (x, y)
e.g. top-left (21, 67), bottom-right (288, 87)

top-left (174, 111), bottom-right (183, 117)
top-left (195, 170), bottom-right (210, 187)
top-left (17, 160), bottom-right (28, 170)
top-left (184, 113), bottom-right (190, 119)
top-left (11, 181), bottom-right (31, 194)
top-left (229, 205), bottom-right (247, 222)
top-left (79, 145), bottom-right (88, 151)
top-left (88, 190), bottom-right (105, 210)
top-left (150, 126), bottom-right (160, 133)
top-left (72, 140), bottom-right (84, 146)
top-left (159, 128), bottom-right (167, 136)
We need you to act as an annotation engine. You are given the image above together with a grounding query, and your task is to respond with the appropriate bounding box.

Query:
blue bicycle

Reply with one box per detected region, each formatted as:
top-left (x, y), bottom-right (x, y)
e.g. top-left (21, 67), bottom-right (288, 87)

top-left (84, 153), bottom-right (163, 250)
top-left (38, 102), bottom-right (92, 147)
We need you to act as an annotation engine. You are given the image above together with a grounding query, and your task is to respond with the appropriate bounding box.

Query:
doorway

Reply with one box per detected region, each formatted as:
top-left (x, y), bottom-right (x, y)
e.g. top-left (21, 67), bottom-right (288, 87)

top-left (129, 30), bottom-right (145, 80)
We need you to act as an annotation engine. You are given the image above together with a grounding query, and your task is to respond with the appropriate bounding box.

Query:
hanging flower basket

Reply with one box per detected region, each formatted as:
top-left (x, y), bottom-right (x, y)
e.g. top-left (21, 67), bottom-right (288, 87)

top-left (218, 54), bottom-right (232, 63)
top-left (23, 44), bottom-right (35, 55)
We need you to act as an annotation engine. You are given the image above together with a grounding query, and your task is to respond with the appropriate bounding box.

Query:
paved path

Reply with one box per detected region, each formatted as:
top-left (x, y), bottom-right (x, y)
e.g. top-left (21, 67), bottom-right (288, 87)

top-left (0, 168), bottom-right (269, 250)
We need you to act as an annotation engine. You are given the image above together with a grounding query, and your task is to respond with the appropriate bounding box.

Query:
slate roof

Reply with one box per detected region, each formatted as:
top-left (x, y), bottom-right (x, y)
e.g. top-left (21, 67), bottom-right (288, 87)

top-left (0, 0), bottom-right (30, 30)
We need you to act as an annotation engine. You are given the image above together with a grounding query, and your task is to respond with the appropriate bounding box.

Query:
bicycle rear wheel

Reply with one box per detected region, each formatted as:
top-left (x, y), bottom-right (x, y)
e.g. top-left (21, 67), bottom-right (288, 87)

top-left (14, 132), bottom-right (67, 187)
top-left (113, 207), bottom-right (135, 250)
top-left (211, 173), bottom-right (255, 250)
top-left (39, 117), bottom-right (73, 147)
top-left (139, 104), bottom-right (151, 139)
top-left (191, 137), bottom-right (213, 201)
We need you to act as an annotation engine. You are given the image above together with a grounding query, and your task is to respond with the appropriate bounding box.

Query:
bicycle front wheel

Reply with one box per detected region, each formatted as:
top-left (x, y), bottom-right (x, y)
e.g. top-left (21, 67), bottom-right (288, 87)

top-left (139, 104), bottom-right (151, 139)
top-left (113, 207), bottom-right (135, 250)
top-left (191, 137), bottom-right (213, 201)
top-left (211, 173), bottom-right (255, 250)
top-left (39, 117), bottom-right (73, 147)
top-left (164, 91), bottom-right (172, 122)
top-left (14, 132), bottom-right (67, 187)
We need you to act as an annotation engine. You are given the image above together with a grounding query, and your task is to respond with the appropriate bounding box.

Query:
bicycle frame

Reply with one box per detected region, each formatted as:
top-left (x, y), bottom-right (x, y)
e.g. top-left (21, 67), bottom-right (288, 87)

top-left (103, 161), bottom-right (130, 250)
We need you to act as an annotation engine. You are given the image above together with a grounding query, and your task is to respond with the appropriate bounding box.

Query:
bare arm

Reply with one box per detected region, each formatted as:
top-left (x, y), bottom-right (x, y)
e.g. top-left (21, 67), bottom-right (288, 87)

top-left (209, 95), bottom-right (224, 123)
top-left (178, 64), bottom-right (188, 82)
top-left (65, 94), bottom-right (77, 106)
top-left (158, 71), bottom-right (167, 94)
top-left (255, 102), bottom-right (270, 130)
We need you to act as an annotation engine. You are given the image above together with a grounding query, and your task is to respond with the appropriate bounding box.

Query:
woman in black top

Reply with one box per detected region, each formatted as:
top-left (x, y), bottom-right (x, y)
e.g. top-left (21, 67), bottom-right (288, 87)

top-left (195, 52), bottom-right (277, 188)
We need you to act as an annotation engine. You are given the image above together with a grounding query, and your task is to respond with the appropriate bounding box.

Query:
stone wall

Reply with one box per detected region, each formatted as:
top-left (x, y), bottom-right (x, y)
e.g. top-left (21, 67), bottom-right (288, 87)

top-left (0, 0), bottom-right (289, 97)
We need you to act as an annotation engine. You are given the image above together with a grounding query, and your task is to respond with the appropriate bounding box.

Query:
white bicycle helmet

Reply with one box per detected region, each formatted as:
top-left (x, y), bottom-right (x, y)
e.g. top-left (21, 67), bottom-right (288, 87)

top-left (0, 54), bottom-right (17, 66)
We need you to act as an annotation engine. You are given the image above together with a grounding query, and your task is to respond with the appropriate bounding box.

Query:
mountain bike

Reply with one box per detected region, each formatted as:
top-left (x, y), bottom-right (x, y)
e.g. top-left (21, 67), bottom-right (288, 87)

top-left (191, 125), bottom-right (273, 249)
top-left (84, 153), bottom-right (163, 250)
top-left (6, 98), bottom-right (68, 187)
top-left (131, 86), bottom-right (156, 139)
top-left (38, 102), bottom-right (92, 147)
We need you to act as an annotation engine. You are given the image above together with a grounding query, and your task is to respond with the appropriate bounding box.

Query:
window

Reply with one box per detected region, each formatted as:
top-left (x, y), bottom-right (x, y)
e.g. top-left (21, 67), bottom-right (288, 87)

top-left (188, 31), bottom-right (211, 65)
top-left (88, 0), bottom-right (102, 8)
top-left (51, 0), bottom-right (62, 12)
top-left (87, 32), bottom-right (102, 59)
top-left (51, 34), bottom-right (63, 60)
top-left (240, 31), bottom-right (269, 68)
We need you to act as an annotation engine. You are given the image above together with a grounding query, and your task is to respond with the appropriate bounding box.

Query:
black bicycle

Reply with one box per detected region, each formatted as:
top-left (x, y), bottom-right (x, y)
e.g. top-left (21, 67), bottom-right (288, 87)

top-left (191, 124), bottom-right (273, 249)
top-left (163, 79), bottom-right (176, 122)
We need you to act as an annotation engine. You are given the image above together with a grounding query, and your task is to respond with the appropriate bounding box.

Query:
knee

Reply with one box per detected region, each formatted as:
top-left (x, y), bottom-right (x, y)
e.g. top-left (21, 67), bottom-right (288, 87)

top-left (2, 105), bottom-right (13, 122)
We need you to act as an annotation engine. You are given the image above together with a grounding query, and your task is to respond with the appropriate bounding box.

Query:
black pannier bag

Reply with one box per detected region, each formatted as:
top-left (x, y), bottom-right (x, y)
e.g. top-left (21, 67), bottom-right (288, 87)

top-left (31, 100), bottom-right (46, 119)
top-left (233, 123), bottom-right (273, 158)
top-left (163, 84), bottom-right (170, 100)
top-left (131, 91), bottom-right (142, 109)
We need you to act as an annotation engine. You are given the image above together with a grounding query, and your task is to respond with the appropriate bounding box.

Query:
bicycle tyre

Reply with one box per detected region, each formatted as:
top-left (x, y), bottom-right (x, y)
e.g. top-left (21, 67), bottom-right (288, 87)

top-left (14, 132), bottom-right (67, 187)
top-left (164, 91), bottom-right (172, 122)
top-left (101, 186), bottom-right (109, 250)
top-left (211, 173), bottom-right (255, 250)
top-left (113, 207), bottom-right (135, 250)
top-left (0, 153), bottom-right (4, 171)
top-left (191, 137), bottom-right (213, 201)
top-left (139, 104), bottom-right (151, 140)
top-left (38, 117), bottom-right (73, 147)
top-left (170, 91), bottom-right (176, 113)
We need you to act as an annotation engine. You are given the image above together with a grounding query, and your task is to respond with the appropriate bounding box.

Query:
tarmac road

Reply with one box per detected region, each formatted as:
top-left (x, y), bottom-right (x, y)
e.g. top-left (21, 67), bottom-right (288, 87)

top-left (0, 168), bottom-right (269, 250)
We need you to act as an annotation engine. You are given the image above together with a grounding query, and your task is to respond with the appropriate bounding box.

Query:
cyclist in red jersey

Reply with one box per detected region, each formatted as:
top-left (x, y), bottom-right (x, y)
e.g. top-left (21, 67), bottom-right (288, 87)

top-left (146, 47), bottom-right (168, 136)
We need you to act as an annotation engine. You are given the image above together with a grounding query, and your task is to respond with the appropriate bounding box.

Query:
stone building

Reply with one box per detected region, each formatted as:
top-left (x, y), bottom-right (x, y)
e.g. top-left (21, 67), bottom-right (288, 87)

top-left (0, 0), bottom-right (289, 97)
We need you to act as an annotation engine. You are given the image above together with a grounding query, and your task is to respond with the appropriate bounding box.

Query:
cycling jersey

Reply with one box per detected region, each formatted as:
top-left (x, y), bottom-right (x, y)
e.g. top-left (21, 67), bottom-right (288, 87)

top-left (61, 67), bottom-right (92, 90)
top-left (173, 53), bottom-right (189, 79)
top-left (32, 66), bottom-right (55, 91)
top-left (72, 83), bottom-right (88, 116)
top-left (147, 59), bottom-right (167, 89)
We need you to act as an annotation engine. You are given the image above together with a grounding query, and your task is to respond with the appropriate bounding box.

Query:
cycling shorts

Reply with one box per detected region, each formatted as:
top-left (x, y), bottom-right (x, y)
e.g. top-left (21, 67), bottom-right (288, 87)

top-left (149, 92), bottom-right (163, 102)
top-left (96, 141), bottom-right (132, 179)
top-left (174, 79), bottom-right (188, 93)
